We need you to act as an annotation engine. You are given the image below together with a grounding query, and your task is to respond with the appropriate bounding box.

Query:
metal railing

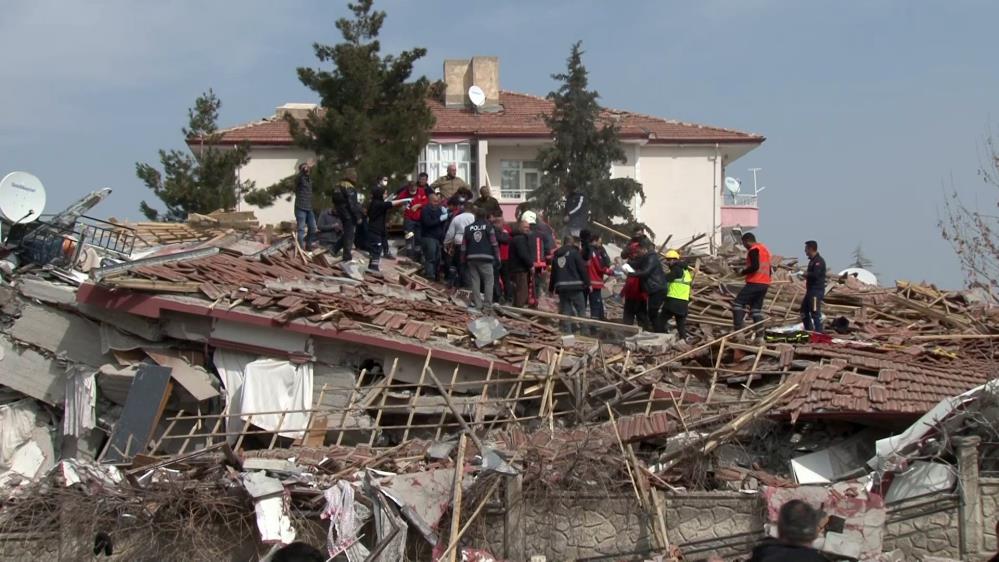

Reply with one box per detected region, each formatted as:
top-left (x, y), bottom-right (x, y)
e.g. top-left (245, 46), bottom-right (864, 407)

top-left (723, 193), bottom-right (759, 207)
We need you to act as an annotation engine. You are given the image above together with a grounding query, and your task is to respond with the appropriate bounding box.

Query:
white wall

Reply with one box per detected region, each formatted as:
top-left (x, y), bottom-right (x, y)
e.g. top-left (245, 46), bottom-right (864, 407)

top-left (238, 146), bottom-right (314, 225)
top-left (636, 145), bottom-right (722, 248)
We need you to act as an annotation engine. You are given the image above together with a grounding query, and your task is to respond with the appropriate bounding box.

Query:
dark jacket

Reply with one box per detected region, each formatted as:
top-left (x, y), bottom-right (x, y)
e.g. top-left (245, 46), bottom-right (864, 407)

top-left (805, 253), bottom-right (827, 291)
top-left (748, 541), bottom-right (828, 562)
top-left (317, 209), bottom-right (342, 245)
top-left (331, 180), bottom-right (363, 223)
top-left (565, 191), bottom-right (588, 230)
top-left (420, 203), bottom-right (448, 241)
top-left (461, 220), bottom-right (499, 263)
top-left (477, 196), bottom-right (502, 219)
top-left (629, 252), bottom-right (668, 295)
top-left (531, 222), bottom-right (556, 261)
top-left (366, 194), bottom-right (394, 237)
top-left (548, 245), bottom-right (589, 294)
top-left (509, 230), bottom-right (535, 274)
top-left (294, 170), bottom-right (313, 211)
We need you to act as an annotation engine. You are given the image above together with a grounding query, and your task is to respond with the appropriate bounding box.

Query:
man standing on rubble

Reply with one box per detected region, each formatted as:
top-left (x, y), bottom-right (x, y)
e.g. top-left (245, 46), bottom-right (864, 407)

top-left (331, 168), bottom-right (363, 262)
top-left (432, 163), bottom-right (470, 200)
top-left (365, 186), bottom-right (406, 272)
top-left (294, 160), bottom-right (317, 250)
top-left (420, 193), bottom-right (448, 280)
top-left (662, 249), bottom-right (693, 339)
top-left (461, 206), bottom-right (500, 312)
top-left (397, 172), bottom-right (431, 259)
top-left (444, 199), bottom-right (476, 288)
top-left (621, 227), bottom-right (650, 327)
top-left (801, 240), bottom-right (827, 332)
top-left (732, 232), bottom-right (772, 333)
top-left (627, 241), bottom-right (669, 332)
top-left (549, 236), bottom-right (590, 333)
top-left (564, 183), bottom-right (588, 238)
top-left (509, 219), bottom-right (535, 308)
top-left (747, 500), bottom-right (827, 561)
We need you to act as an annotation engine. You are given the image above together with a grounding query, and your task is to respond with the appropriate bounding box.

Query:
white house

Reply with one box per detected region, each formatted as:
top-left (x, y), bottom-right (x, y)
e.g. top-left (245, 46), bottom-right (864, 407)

top-left (205, 57), bottom-right (765, 250)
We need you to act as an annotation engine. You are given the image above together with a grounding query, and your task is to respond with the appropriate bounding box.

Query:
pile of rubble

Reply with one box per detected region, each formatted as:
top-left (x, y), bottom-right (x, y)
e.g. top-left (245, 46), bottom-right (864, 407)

top-left (0, 192), bottom-right (996, 561)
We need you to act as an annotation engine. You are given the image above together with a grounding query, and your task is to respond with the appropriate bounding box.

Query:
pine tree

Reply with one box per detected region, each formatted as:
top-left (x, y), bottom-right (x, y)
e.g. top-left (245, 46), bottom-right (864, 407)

top-left (136, 90), bottom-right (252, 221)
top-left (530, 42), bottom-right (644, 230)
top-left (851, 243), bottom-right (875, 270)
top-left (246, 0), bottom-right (437, 207)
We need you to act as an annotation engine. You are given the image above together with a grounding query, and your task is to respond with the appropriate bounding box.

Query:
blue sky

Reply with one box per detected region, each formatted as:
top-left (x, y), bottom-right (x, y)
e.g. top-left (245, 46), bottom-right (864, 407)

top-left (2, 0), bottom-right (996, 287)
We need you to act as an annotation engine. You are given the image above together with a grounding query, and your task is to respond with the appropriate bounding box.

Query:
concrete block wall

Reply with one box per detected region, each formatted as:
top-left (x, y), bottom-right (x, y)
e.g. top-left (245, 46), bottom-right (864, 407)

top-left (981, 478), bottom-right (999, 552)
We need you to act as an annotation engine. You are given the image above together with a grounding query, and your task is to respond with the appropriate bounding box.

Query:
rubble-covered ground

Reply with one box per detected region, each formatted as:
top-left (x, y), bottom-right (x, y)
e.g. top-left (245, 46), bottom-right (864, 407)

top-left (0, 198), bottom-right (997, 561)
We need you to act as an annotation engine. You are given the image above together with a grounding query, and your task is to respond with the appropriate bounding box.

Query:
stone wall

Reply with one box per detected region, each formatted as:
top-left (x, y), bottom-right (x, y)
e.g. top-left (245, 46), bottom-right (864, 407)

top-left (882, 492), bottom-right (961, 560)
top-left (469, 492), bottom-right (762, 561)
top-left (982, 478), bottom-right (999, 553)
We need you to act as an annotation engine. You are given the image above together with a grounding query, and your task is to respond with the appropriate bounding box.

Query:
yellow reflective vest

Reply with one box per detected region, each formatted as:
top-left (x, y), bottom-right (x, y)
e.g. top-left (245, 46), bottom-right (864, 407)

top-left (666, 268), bottom-right (693, 301)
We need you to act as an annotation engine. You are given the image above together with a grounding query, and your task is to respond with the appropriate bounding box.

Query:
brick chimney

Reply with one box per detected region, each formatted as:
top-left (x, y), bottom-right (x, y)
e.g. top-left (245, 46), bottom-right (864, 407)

top-left (443, 57), bottom-right (500, 111)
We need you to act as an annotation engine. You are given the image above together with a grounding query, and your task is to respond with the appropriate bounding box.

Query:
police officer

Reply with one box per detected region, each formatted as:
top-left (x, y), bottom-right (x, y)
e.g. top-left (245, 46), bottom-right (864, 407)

top-left (662, 249), bottom-right (693, 339)
top-left (802, 240), bottom-right (827, 332)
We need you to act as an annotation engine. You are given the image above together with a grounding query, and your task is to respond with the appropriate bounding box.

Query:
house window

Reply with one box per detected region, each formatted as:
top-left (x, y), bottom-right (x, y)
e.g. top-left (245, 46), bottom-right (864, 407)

top-left (500, 160), bottom-right (541, 201)
top-left (418, 142), bottom-right (476, 186)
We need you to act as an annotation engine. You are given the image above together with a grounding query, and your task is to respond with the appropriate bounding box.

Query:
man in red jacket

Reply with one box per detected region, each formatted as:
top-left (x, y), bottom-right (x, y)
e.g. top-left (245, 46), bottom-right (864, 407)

top-left (492, 215), bottom-right (513, 304)
top-left (621, 229), bottom-right (650, 327)
top-left (397, 172), bottom-right (431, 258)
top-left (584, 232), bottom-right (613, 320)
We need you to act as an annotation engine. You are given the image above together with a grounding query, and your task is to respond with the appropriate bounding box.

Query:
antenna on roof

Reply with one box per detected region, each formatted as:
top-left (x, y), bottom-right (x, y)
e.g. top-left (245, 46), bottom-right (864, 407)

top-left (748, 167), bottom-right (766, 195)
top-left (468, 85), bottom-right (486, 111)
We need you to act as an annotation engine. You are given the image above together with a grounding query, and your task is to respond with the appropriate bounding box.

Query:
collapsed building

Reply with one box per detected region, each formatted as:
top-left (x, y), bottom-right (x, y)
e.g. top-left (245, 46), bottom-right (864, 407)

top-left (0, 192), bottom-right (998, 561)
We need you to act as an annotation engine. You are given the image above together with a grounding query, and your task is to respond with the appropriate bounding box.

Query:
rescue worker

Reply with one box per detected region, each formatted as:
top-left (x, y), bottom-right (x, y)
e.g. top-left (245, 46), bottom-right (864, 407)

top-left (732, 232), bottom-right (771, 332)
top-left (583, 231), bottom-right (613, 320)
top-left (461, 207), bottom-right (500, 311)
top-left (802, 240), bottom-right (827, 332)
top-left (397, 173), bottom-right (431, 258)
top-left (620, 228), bottom-right (650, 327)
top-left (662, 249), bottom-right (693, 339)
top-left (627, 241), bottom-right (668, 333)
top-left (548, 236), bottom-right (590, 333)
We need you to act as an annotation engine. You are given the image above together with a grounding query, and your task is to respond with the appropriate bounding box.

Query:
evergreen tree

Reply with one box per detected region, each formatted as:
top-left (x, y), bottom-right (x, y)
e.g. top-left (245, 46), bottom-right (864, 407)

top-left (136, 90), bottom-right (252, 221)
top-left (851, 243), bottom-right (875, 270)
top-left (246, 0), bottom-right (436, 207)
top-left (530, 42), bottom-right (644, 230)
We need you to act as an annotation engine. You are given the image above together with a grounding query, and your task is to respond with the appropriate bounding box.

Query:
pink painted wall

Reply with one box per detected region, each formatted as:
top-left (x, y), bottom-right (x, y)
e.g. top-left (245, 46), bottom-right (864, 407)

top-left (721, 206), bottom-right (759, 229)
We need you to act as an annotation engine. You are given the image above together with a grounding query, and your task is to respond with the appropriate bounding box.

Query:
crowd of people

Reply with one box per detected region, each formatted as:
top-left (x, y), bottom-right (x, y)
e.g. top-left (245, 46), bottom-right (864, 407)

top-left (292, 161), bottom-right (829, 337)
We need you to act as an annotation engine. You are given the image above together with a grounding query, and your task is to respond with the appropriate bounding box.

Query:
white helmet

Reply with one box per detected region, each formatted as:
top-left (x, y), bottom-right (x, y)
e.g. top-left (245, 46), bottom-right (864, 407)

top-left (521, 210), bottom-right (538, 224)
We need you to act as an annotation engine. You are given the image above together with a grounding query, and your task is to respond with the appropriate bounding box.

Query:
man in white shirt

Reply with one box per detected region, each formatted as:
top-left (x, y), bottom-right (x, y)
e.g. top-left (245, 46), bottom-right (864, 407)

top-left (444, 199), bottom-right (476, 288)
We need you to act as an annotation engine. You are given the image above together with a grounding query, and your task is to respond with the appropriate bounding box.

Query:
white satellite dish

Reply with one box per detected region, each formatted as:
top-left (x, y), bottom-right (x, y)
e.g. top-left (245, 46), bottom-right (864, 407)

top-left (838, 267), bottom-right (878, 286)
top-left (724, 177), bottom-right (741, 194)
top-left (0, 172), bottom-right (46, 224)
top-left (468, 85), bottom-right (486, 108)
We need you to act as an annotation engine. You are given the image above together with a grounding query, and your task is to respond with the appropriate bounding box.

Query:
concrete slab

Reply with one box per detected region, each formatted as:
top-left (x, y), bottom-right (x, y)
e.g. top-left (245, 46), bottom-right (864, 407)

top-left (9, 304), bottom-right (112, 367)
top-left (0, 336), bottom-right (66, 404)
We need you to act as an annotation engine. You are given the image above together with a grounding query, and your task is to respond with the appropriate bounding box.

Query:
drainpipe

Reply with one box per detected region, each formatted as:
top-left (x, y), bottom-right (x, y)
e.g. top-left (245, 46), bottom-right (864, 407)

top-left (711, 143), bottom-right (719, 254)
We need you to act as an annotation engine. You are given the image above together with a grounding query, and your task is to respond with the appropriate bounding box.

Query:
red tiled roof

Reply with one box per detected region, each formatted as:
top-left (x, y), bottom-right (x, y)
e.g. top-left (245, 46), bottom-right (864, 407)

top-left (780, 345), bottom-right (988, 421)
top-left (206, 91), bottom-right (765, 146)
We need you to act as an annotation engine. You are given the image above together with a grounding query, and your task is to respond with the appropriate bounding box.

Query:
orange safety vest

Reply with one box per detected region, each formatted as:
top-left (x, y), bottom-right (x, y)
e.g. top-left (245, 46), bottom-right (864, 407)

top-left (746, 242), bottom-right (772, 285)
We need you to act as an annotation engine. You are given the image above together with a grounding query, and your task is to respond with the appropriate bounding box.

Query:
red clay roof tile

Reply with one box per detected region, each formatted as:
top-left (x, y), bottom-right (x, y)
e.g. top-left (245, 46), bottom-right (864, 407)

top-left (207, 91), bottom-right (764, 146)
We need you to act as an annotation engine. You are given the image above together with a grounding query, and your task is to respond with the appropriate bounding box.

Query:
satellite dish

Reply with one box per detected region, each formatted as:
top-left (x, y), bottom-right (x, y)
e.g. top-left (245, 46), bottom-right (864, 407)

top-left (468, 85), bottom-right (486, 108)
top-left (724, 177), bottom-right (741, 194)
top-left (838, 267), bottom-right (878, 286)
top-left (0, 172), bottom-right (46, 224)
